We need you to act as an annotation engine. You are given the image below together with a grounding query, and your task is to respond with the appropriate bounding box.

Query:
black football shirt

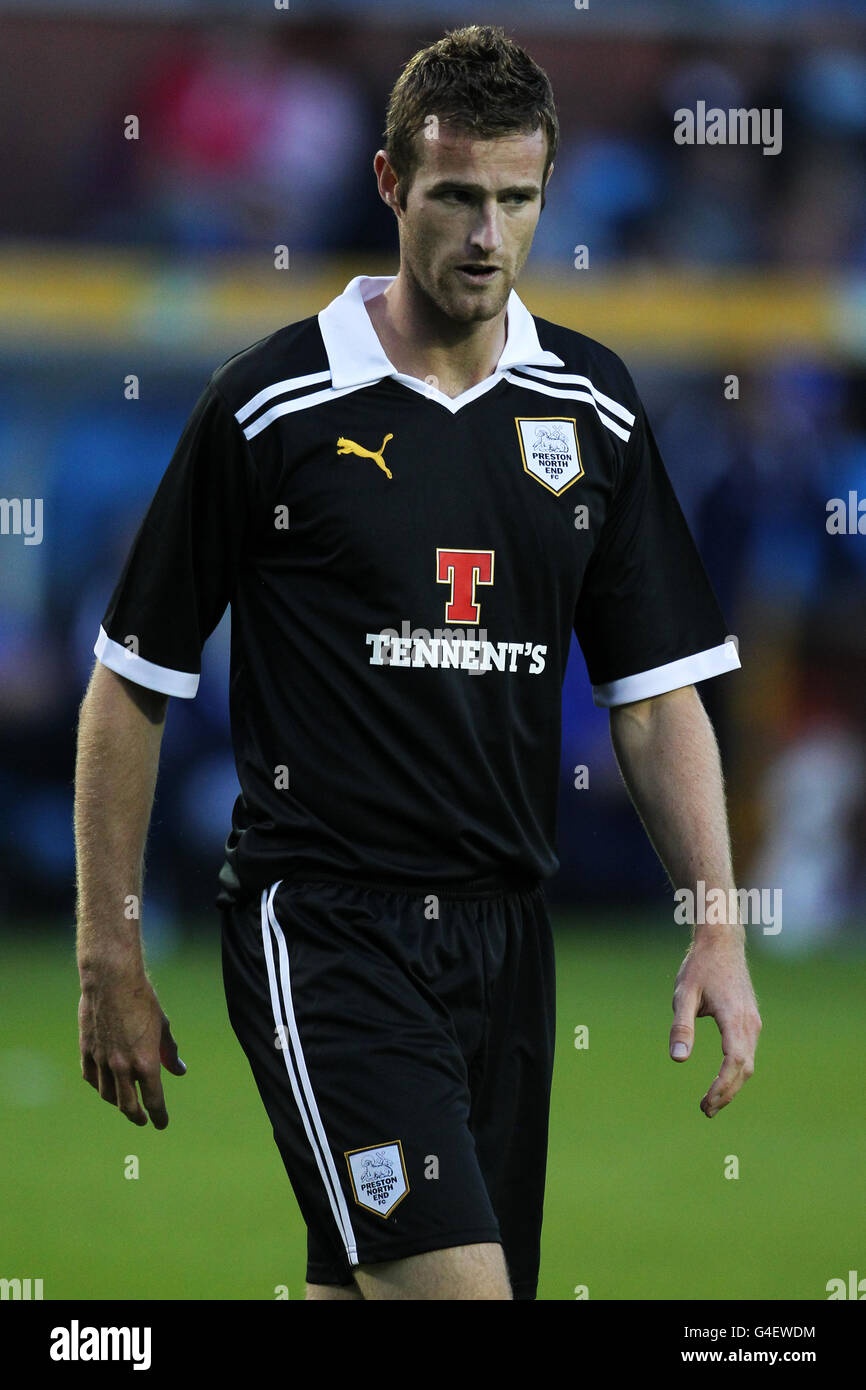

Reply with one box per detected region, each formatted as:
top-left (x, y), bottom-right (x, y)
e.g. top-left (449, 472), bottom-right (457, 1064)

top-left (94, 275), bottom-right (740, 904)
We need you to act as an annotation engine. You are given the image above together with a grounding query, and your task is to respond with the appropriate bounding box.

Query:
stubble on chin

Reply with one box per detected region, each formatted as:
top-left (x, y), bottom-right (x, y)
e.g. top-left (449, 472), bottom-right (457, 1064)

top-left (430, 269), bottom-right (514, 325)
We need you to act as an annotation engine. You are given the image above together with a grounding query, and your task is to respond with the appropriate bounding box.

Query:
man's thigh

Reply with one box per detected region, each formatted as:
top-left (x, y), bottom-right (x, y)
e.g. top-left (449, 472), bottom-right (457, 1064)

top-left (306, 1242), bottom-right (510, 1300)
top-left (305, 1281), bottom-right (363, 1300)
top-left (355, 1241), bottom-right (511, 1300)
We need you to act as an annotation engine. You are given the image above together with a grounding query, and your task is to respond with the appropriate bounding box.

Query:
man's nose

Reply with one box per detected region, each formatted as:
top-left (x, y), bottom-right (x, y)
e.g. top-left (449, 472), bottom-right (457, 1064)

top-left (469, 203), bottom-right (503, 253)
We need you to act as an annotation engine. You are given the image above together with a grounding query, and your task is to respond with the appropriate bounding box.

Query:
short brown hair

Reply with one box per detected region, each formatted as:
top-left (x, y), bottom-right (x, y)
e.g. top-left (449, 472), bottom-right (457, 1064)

top-left (384, 25), bottom-right (559, 207)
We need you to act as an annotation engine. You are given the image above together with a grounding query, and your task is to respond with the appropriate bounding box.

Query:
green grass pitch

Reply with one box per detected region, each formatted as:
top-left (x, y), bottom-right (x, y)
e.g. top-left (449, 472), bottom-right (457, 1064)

top-left (1, 918), bottom-right (862, 1300)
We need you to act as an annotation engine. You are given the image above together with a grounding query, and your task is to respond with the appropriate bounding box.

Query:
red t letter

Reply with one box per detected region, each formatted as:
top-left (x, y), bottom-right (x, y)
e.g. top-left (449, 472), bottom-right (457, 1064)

top-left (436, 549), bottom-right (494, 624)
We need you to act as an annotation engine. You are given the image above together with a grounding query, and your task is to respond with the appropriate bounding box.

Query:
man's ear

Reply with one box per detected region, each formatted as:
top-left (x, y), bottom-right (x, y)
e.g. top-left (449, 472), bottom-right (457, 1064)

top-left (374, 149), bottom-right (402, 215)
top-left (540, 161), bottom-right (554, 212)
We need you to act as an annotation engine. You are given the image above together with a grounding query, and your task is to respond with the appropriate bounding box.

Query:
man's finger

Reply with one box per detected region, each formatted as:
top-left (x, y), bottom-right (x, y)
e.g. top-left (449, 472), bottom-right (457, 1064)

top-left (96, 1061), bottom-right (118, 1107)
top-left (137, 1067), bottom-right (169, 1130)
top-left (81, 1054), bottom-right (99, 1089)
top-left (114, 1071), bottom-right (148, 1127)
top-left (701, 1045), bottom-right (753, 1117)
top-left (701, 1072), bottom-right (740, 1117)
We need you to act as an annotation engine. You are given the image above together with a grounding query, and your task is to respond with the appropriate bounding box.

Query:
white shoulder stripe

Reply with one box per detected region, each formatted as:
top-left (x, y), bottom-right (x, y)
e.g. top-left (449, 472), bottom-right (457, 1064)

top-left (516, 367), bottom-right (636, 425)
top-left (242, 381), bottom-right (368, 440)
top-left (235, 370), bottom-right (332, 425)
top-left (504, 372), bottom-right (632, 443)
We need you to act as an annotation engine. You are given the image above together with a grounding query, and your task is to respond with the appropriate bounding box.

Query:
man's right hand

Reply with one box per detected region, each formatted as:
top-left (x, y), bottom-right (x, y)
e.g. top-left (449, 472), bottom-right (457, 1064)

top-left (78, 972), bottom-right (186, 1129)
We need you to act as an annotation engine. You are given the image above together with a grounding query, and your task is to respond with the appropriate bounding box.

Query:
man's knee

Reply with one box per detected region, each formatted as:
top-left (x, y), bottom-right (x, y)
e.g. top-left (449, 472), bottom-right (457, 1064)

top-left (353, 1241), bottom-right (511, 1300)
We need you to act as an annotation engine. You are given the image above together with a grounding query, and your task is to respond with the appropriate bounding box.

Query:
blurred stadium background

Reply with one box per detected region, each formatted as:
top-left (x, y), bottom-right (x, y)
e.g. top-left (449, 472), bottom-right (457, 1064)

top-left (1, 0), bottom-right (864, 1301)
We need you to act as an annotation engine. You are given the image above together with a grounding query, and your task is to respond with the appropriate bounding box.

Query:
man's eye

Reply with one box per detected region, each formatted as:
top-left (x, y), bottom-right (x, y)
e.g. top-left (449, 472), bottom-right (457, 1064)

top-left (433, 190), bottom-right (531, 205)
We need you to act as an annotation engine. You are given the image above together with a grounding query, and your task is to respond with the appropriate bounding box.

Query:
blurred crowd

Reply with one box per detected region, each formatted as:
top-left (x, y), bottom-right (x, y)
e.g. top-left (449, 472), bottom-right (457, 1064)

top-left (67, 30), bottom-right (866, 271)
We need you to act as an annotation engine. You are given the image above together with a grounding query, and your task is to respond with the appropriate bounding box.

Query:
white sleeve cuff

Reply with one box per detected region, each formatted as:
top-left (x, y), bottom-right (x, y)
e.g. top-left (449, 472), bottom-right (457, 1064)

top-left (94, 626), bottom-right (199, 698)
top-left (592, 640), bottom-right (740, 708)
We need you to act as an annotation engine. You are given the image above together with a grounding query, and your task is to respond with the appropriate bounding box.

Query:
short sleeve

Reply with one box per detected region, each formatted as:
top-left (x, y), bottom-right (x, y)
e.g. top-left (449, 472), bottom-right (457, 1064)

top-left (94, 381), bottom-right (251, 697)
top-left (574, 393), bottom-right (740, 707)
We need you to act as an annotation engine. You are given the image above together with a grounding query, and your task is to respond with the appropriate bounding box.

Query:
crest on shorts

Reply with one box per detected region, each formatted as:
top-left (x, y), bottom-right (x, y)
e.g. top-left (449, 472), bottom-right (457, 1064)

top-left (345, 1141), bottom-right (409, 1218)
top-left (515, 417), bottom-right (583, 495)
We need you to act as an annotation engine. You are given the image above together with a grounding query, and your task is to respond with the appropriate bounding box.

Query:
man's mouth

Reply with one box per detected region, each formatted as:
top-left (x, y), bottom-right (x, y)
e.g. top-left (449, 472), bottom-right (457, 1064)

top-left (456, 265), bottom-right (501, 283)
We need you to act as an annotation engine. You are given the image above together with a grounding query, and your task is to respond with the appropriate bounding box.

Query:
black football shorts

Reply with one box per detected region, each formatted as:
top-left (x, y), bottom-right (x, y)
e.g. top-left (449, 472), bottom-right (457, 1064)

top-left (219, 875), bottom-right (556, 1300)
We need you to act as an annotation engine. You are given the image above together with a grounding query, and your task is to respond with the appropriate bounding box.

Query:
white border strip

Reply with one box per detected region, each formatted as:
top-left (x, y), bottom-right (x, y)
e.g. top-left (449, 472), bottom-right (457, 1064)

top-left (592, 641), bottom-right (741, 707)
top-left (516, 367), bottom-right (636, 425)
top-left (504, 372), bottom-right (632, 442)
top-left (235, 371), bottom-right (332, 425)
top-left (93, 625), bottom-right (198, 698)
top-left (241, 382), bottom-right (369, 440)
top-left (262, 883), bottom-right (359, 1267)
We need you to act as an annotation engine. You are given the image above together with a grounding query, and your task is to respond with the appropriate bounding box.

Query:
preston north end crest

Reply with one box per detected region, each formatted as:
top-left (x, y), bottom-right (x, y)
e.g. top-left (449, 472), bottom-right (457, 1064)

top-left (345, 1141), bottom-right (409, 1218)
top-left (515, 417), bottom-right (584, 495)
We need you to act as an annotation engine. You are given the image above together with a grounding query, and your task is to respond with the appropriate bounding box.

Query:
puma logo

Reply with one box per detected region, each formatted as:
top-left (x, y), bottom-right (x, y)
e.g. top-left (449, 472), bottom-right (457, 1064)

top-left (337, 433), bottom-right (394, 479)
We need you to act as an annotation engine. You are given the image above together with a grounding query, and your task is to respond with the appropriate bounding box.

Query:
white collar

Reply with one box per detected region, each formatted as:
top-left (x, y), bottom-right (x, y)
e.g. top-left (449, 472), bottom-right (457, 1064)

top-left (318, 275), bottom-right (564, 396)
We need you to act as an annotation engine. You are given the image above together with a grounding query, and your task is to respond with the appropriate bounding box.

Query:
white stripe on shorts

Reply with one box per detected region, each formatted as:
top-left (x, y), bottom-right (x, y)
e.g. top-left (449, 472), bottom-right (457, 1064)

top-left (261, 882), bottom-right (359, 1266)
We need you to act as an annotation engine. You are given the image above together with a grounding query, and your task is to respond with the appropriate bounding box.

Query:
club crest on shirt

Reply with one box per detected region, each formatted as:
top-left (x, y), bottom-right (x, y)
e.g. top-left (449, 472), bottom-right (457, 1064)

top-left (345, 1141), bottom-right (409, 1218)
top-left (515, 417), bottom-right (583, 495)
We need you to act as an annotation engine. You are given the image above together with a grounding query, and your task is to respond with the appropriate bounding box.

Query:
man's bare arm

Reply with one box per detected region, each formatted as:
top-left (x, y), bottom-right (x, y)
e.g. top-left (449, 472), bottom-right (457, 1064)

top-left (74, 662), bottom-right (185, 1128)
top-left (609, 683), bottom-right (761, 1118)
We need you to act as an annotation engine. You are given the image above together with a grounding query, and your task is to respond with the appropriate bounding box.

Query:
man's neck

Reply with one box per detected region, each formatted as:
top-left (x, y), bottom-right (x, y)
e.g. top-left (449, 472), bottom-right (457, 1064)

top-left (364, 272), bottom-right (508, 399)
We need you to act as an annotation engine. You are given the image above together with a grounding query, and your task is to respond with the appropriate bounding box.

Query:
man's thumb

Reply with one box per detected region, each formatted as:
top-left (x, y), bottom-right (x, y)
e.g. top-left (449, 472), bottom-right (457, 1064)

top-left (160, 1021), bottom-right (187, 1075)
top-left (669, 1022), bottom-right (694, 1061)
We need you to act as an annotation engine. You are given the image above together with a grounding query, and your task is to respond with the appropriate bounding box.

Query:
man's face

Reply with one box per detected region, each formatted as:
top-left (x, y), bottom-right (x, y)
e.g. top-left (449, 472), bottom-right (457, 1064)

top-left (387, 125), bottom-right (551, 325)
